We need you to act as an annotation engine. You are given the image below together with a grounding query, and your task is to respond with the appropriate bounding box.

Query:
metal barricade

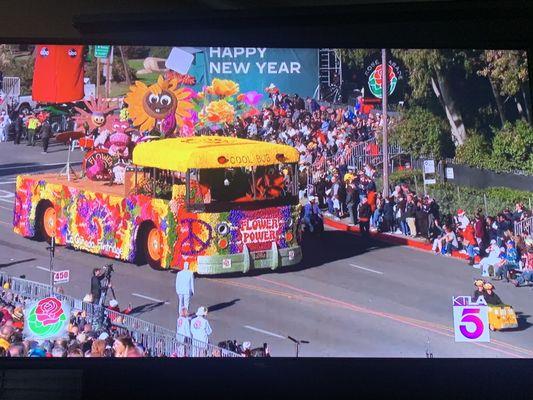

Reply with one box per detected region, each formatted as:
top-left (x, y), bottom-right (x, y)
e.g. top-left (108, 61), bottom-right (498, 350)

top-left (514, 216), bottom-right (533, 236)
top-left (0, 272), bottom-right (240, 357)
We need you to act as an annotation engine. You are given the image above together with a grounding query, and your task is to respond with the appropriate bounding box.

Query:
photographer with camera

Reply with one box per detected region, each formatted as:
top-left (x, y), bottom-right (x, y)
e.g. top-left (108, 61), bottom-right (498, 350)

top-left (90, 268), bottom-right (106, 305)
top-left (89, 264), bottom-right (115, 306)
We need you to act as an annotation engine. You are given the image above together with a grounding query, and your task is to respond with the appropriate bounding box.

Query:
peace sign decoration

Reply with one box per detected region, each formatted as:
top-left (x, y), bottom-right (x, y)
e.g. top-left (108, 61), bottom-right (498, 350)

top-left (179, 218), bottom-right (213, 255)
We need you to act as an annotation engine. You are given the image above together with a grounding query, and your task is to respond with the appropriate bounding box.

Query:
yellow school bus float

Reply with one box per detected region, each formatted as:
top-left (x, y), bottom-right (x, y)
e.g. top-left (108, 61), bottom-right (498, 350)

top-left (13, 136), bottom-right (303, 274)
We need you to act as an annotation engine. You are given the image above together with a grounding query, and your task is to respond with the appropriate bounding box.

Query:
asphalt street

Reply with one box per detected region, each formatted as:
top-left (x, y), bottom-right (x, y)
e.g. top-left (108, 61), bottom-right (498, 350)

top-left (1, 141), bottom-right (533, 357)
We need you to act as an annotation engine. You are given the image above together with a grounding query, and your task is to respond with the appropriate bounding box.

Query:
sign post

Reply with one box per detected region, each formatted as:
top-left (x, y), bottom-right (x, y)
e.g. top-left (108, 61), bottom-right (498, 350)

top-left (47, 236), bottom-right (55, 296)
top-left (381, 49), bottom-right (389, 198)
top-left (423, 159), bottom-right (437, 196)
top-left (53, 270), bottom-right (70, 285)
top-left (94, 45), bottom-right (110, 99)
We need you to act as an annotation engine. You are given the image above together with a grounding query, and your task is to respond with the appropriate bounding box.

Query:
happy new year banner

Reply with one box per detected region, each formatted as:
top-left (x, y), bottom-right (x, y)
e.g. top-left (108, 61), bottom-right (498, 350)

top-left (189, 48), bottom-right (319, 99)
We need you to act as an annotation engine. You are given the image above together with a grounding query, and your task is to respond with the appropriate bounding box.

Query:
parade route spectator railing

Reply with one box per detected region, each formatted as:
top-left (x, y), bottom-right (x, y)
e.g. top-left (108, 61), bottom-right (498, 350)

top-left (515, 216), bottom-right (533, 236)
top-left (0, 272), bottom-right (240, 358)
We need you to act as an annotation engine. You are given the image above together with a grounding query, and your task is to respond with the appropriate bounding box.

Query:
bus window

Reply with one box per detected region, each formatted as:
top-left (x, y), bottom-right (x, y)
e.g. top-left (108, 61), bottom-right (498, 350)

top-left (186, 164), bottom-right (298, 211)
top-left (132, 168), bottom-right (177, 200)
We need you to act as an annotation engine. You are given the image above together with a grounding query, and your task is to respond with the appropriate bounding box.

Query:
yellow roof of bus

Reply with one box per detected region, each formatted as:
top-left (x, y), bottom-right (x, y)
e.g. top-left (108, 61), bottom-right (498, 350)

top-left (132, 136), bottom-right (300, 171)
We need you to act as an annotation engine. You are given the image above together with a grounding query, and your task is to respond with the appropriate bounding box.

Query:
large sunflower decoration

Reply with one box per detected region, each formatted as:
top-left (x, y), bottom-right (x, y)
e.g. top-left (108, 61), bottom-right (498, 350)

top-left (125, 75), bottom-right (195, 135)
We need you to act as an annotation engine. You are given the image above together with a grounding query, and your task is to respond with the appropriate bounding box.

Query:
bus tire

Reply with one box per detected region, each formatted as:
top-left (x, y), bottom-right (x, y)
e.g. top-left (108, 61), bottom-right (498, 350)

top-left (138, 221), bottom-right (163, 270)
top-left (35, 200), bottom-right (55, 243)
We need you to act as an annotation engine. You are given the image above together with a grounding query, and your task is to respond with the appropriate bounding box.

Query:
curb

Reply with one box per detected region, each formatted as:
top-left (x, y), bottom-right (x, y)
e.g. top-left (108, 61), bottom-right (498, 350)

top-left (323, 217), bottom-right (479, 263)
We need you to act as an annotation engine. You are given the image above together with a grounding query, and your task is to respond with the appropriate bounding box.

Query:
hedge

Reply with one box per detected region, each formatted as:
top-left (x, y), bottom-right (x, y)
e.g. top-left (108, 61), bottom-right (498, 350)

top-left (376, 170), bottom-right (532, 217)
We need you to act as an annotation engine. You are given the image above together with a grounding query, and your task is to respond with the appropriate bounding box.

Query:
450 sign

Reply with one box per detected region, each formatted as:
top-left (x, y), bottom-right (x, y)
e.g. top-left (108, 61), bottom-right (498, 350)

top-left (452, 296), bottom-right (490, 342)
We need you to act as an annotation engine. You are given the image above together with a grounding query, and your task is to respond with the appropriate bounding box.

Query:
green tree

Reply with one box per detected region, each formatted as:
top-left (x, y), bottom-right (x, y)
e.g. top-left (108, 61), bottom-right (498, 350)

top-left (391, 49), bottom-right (468, 145)
top-left (454, 131), bottom-right (492, 168)
top-left (0, 45), bottom-right (34, 95)
top-left (391, 107), bottom-right (454, 160)
top-left (491, 120), bottom-right (533, 172)
top-left (338, 48), bottom-right (470, 145)
top-left (477, 50), bottom-right (530, 125)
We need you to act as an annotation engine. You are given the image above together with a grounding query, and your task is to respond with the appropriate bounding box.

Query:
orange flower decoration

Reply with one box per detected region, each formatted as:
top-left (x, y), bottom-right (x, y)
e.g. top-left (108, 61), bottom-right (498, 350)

top-left (205, 100), bottom-right (235, 124)
top-left (207, 78), bottom-right (239, 97)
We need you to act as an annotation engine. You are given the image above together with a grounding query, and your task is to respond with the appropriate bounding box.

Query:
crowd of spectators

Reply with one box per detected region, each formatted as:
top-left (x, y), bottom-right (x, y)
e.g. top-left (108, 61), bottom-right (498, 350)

top-left (0, 284), bottom-right (269, 358)
top-left (0, 288), bottom-right (150, 358)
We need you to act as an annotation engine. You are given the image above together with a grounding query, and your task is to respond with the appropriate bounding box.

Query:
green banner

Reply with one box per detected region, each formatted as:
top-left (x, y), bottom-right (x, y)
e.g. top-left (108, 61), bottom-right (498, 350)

top-left (94, 45), bottom-right (111, 59)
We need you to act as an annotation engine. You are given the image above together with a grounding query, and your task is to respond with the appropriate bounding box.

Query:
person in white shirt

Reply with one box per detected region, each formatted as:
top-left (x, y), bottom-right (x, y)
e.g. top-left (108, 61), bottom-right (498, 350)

top-left (190, 306), bottom-right (212, 356)
top-left (175, 262), bottom-right (194, 313)
top-left (455, 209), bottom-right (470, 232)
top-left (176, 307), bottom-right (191, 356)
top-left (0, 110), bottom-right (11, 142)
top-left (475, 240), bottom-right (503, 277)
top-left (176, 308), bottom-right (191, 341)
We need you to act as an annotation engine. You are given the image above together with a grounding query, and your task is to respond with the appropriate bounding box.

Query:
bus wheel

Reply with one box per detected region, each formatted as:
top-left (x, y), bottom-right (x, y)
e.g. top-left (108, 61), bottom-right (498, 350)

top-left (37, 201), bottom-right (56, 243)
top-left (144, 226), bottom-right (162, 270)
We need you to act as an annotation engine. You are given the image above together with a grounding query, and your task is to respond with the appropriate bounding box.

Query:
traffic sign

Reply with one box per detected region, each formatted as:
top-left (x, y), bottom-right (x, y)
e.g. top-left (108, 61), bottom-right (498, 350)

top-left (53, 270), bottom-right (70, 284)
top-left (423, 159), bottom-right (435, 174)
top-left (452, 296), bottom-right (490, 342)
top-left (94, 45), bottom-right (111, 59)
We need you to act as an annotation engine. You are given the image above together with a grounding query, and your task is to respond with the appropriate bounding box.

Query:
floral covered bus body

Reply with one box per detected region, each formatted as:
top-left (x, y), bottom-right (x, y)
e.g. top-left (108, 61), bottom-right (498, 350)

top-left (13, 137), bottom-right (303, 274)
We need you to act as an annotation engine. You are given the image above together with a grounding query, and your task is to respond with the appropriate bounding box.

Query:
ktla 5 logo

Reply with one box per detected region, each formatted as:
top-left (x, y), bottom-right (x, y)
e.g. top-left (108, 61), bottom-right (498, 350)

top-left (40, 47), bottom-right (50, 57)
top-left (452, 296), bottom-right (490, 342)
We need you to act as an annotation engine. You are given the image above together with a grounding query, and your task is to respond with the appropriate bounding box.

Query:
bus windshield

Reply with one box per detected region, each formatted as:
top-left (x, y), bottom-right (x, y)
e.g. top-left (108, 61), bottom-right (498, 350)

top-left (186, 163), bottom-right (298, 211)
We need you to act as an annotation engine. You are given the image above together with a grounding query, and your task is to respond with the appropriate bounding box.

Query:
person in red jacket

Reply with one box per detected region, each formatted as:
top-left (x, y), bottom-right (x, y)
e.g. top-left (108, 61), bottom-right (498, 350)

top-left (463, 220), bottom-right (477, 266)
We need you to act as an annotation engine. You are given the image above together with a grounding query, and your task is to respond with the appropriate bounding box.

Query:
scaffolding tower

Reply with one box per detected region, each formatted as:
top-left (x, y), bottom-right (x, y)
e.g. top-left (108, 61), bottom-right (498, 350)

top-left (317, 49), bottom-right (343, 102)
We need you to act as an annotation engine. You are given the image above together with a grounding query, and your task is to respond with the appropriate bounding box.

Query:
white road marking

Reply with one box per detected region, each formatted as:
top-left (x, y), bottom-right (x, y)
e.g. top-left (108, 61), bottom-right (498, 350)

top-left (36, 266), bottom-right (51, 272)
top-left (349, 263), bottom-right (384, 275)
top-left (0, 190), bottom-right (14, 204)
top-left (131, 293), bottom-right (169, 304)
top-left (0, 204), bottom-right (12, 211)
top-left (243, 325), bottom-right (286, 339)
top-left (0, 181), bottom-right (16, 185)
top-left (0, 162), bottom-right (81, 171)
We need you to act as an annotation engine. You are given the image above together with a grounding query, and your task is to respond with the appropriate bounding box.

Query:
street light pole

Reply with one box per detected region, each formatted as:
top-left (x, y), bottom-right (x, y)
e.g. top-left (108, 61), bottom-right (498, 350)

top-left (381, 48), bottom-right (390, 198)
top-left (47, 236), bottom-right (55, 296)
top-left (287, 336), bottom-right (309, 358)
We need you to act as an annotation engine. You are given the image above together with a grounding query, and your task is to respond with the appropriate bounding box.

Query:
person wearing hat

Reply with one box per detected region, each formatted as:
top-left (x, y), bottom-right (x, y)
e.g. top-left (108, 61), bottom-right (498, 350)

top-left (190, 306), bottom-right (212, 355)
top-left (455, 209), bottom-right (470, 235)
top-left (482, 282), bottom-right (503, 306)
top-left (175, 262), bottom-right (195, 314)
top-left (512, 247), bottom-right (533, 287)
top-left (494, 240), bottom-right (519, 282)
top-left (12, 307), bottom-right (24, 330)
top-left (473, 279), bottom-right (486, 302)
top-left (475, 239), bottom-right (503, 277)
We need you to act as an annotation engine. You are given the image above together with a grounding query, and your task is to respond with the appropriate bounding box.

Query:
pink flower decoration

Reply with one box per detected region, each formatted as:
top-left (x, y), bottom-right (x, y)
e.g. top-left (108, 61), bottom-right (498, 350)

top-left (240, 91), bottom-right (263, 107)
top-left (181, 87), bottom-right (197, 100)
top-left (161, 113), bottom-right (177, 135)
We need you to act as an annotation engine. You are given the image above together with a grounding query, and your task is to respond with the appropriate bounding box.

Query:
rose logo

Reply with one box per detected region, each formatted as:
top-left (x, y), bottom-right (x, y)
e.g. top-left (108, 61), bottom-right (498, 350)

top-left (368, 64), bottom-right (397, 98)
top-left (26, 297), bottom-right (68, 338)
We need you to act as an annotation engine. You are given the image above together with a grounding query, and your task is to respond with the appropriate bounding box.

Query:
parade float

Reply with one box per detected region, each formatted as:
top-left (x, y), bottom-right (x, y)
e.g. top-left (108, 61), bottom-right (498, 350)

top-left (13, 73), bottom-right (303, 274)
